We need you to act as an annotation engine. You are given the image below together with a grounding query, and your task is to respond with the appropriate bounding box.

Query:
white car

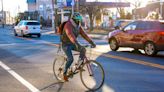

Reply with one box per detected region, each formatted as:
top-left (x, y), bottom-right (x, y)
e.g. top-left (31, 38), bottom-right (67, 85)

top-left (14, 20), bottom-right (41, 37)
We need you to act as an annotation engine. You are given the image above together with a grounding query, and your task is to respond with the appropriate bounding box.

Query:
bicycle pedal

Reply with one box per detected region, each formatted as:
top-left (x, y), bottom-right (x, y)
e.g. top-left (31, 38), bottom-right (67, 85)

top-left (59, 68), bottom-right (62, 71)
top-left (67, 72), bottom-right (74, 78)
top-left (67, 74), bottom-right (73, 78)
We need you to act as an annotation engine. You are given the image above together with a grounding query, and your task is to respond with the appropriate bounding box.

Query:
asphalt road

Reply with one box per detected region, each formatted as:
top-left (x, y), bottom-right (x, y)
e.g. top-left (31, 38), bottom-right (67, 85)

top-left (0, 27), bottom-right (164, 92)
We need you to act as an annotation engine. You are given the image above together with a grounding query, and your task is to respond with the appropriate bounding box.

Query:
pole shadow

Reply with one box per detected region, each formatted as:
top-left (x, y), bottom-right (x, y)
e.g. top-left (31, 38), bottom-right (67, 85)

top-left (40, 81), bottom-right (64, 92)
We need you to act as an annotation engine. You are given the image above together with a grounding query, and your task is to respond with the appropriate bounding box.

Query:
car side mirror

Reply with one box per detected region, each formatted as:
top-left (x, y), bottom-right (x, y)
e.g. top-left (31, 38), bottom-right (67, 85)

top-left (121, 28), bottom-right (127, 32)
top-left (114, 26), bottom-right (120, 30)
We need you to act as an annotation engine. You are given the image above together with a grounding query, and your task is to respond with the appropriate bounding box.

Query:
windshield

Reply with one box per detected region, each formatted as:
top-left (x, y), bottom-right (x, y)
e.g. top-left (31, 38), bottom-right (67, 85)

top-left (26, 22), bottom-right (40, 25)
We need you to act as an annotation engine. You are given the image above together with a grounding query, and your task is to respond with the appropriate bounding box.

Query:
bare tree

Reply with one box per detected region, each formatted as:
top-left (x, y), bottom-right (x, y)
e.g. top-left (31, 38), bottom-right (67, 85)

top-left (80, 2), bottom-right (103, 31)
top-left (117, 0), bottom-right (142, 19)
top-left (117, 7), bottom-right (126, 19)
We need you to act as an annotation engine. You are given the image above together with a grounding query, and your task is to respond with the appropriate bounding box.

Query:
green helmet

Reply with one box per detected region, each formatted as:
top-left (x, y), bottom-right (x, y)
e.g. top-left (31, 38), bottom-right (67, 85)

top-left (72, 12), bottom-right (82, 22)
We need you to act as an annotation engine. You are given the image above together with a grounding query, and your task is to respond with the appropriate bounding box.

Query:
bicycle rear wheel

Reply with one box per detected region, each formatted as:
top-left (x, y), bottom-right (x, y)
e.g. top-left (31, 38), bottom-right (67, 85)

top-left (80, 60), bottom-right (105, 91)
top-left (53, 55), bottom-right (67, 81)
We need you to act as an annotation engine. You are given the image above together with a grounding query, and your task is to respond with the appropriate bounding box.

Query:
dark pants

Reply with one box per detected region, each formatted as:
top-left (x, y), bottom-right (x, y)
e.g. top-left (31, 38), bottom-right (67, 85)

top-left (62, 43), bottom-right (86, 75)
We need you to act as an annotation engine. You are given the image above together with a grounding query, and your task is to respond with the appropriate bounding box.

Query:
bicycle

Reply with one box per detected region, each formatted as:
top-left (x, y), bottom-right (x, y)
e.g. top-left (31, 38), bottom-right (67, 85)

top-left (53, 44), bottom-right (105, 91)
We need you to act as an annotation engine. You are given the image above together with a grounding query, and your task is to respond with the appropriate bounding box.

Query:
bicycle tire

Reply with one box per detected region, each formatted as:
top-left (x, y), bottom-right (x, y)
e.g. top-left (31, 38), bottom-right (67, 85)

top-left (53, 55), bottom-right (67, 81)
top-left (80, 60), bottom-right (105, 91)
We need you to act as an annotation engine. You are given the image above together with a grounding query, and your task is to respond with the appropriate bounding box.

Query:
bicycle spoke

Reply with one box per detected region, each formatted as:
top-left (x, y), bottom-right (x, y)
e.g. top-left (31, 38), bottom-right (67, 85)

top-left (53, 56), bottom-right (66, 81)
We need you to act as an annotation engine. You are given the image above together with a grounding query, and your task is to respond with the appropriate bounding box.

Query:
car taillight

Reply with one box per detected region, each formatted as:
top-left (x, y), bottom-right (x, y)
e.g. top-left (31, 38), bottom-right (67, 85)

top-left (158, 31), bottom-right (164, 35)
top-left (25, 26), bottom-right (28, 30)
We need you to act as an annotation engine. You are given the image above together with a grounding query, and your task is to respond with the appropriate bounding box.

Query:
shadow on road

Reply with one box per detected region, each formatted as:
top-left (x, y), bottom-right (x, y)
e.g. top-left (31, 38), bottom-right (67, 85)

top-left (93, 49), bottom-right (164, 92)
top-left (40, 81), bottom-right (64, 92)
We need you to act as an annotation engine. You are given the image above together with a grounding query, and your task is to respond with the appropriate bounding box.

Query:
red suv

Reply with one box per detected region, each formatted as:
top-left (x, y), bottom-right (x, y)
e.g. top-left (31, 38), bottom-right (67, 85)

top-left (108, 20), bottom-right (164, 56)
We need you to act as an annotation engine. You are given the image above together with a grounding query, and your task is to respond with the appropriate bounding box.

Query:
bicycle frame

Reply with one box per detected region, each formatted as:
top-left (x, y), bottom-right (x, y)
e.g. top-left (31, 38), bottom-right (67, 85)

top-left (71, 53), bottom-right (93, 77)
top-left (54, 44), bottom-right (105, 91)
top-left (56, 44), bottom-right (94, 77)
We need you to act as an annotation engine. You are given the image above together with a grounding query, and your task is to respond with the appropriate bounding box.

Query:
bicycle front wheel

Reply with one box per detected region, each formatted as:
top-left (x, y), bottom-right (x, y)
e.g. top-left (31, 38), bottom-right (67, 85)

top-left (80, 60), bottom-right (105, 91)
top-left (53, 55), bottom-right (67, 81)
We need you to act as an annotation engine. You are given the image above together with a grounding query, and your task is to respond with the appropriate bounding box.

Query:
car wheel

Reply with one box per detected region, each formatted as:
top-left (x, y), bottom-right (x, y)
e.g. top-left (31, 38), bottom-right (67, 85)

top-left (14, 30), bottom-right (18, 36)
top-left (37, 34), bottom-right (41, 38)
top-left (109, 38), bottom-right (119, 51)
top-left (144, 42), bottom-right (157, 56)
top-left (21, 30), bottom-right (25, 37)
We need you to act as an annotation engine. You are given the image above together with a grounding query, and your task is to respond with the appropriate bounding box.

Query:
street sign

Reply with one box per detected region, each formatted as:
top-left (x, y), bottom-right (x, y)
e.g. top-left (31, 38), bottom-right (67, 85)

top-left (57, 0), bottom-right (75, 8)
top-left (71, 0), bottom-right (75, 6)
top-left (66, 0), bottom-right (73, 7)
top-left (27, 0), bottom-right (36, 4)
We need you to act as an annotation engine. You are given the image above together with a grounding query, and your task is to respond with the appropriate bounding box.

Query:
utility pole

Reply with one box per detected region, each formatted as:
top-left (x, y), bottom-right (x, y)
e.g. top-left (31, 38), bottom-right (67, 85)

top-left (1, 0), bottom-right (4, 28)
top-left (71, 0), bottom-right (75, 15)
top-left (51, 0), bottom-right (55, 32)
top-left (54, 0), bottom-right (58, 32)
top-left (75, 0), bottom-right (79, 12)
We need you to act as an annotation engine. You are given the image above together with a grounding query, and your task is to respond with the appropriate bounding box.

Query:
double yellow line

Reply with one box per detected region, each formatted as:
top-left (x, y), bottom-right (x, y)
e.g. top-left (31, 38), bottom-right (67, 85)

top-left (102, 54), bottom-right (164, 69)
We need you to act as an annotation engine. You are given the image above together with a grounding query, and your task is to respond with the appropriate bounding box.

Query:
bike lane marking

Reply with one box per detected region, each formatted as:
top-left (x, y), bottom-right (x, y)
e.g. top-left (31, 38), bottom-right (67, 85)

top-left (16, 37), bottom-right (164, 70)
top-left (0, 61), bottom-right (40, 92)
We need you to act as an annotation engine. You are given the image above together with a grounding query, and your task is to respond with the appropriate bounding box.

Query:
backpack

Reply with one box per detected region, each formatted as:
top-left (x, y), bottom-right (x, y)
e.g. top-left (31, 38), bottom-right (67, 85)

top-left (57, 21), bottom-right (67, 35)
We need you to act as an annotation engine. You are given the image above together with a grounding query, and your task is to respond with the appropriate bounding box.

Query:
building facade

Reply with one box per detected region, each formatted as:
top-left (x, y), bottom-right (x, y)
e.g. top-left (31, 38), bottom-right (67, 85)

top-left (133, 1), bottom-right (164, 19)
top-left (0, 11), bottom-right (15, 25)
top-left (27, 0), bottom-right (37, 12)
top-left (26, 0), bottom-right (130, 27)
top-left (27, 0), bottom-right (52, 20)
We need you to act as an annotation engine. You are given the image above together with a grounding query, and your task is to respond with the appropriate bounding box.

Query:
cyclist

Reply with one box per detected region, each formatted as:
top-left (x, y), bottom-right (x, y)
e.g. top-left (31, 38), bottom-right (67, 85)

top-left (60, 12), bottom-right (96, 81)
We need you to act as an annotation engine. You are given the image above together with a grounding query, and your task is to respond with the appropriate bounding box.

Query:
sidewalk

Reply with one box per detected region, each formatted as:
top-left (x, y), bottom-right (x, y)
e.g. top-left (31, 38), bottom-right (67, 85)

top-left (0, 25), bottom-right (13, 30)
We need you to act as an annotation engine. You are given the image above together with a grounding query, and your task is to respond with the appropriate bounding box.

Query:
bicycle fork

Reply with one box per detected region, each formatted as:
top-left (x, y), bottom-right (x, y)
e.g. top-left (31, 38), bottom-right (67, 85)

top-left (86, 61), bottom-right (94, 76)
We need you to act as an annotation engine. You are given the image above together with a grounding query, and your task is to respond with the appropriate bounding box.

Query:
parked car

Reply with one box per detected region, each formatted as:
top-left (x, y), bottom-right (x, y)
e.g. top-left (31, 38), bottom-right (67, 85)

top-left (14, 20), bottom-right (41, 37)
top-left (108, 20), bottom-right (164, 56)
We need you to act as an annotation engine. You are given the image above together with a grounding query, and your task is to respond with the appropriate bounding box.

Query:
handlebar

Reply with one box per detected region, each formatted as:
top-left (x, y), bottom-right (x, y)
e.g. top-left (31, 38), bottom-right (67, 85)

top-left (83, 45), bottom-right (95, 48)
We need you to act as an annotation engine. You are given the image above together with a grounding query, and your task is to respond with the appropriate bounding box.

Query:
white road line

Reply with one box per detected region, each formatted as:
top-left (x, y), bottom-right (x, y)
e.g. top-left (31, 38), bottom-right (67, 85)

top-left (0, 61), bottom-right (40, 92)
top-left (0, 43), bottom-right (16, 46)
top-left (102, 84), bottom-right (115, 92)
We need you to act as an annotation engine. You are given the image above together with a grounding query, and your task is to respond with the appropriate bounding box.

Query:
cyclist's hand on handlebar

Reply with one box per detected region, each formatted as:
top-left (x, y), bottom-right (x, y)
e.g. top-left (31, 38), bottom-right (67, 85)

top-left (90, 41), bottom-right (96, 48)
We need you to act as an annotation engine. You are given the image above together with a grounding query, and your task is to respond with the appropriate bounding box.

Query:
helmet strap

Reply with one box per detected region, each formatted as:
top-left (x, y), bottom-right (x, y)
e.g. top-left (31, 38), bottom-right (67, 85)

top-left (73, 19), bottom-right (80, 26)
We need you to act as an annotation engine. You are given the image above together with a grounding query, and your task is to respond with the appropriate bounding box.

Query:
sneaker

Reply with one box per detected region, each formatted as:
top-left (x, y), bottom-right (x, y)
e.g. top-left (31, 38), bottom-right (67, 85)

top-left (63, 74), bottom-right (69, 82)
